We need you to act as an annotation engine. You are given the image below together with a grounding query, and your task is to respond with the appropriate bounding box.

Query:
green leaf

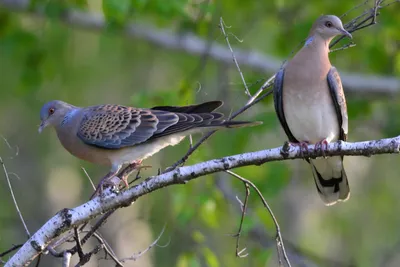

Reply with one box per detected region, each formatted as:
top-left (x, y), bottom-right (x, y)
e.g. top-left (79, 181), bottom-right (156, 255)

top-left (102, 0), bottom-right (132, 26)
top-left (199, 198), bottom-right (219, 228)
top-left (202, 247), bottom-right (220, 267)
top-left (177, 253), bottom-right (201, 267)
top-left (192, 230), bottom-right (206, 244)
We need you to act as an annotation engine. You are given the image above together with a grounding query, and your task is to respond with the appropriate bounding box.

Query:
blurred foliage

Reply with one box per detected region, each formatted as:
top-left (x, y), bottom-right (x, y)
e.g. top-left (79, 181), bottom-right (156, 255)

top-left (0, 0), bottom-right (400, 266)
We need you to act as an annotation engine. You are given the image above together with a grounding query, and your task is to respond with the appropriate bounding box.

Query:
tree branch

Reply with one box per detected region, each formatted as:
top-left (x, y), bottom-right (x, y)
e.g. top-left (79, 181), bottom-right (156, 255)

top-left (5, 136), bottom-right (400, 266)
top-left (0, 0), bottom-right (398, 95)
top-left (225, 170), bottom-right (291, 266)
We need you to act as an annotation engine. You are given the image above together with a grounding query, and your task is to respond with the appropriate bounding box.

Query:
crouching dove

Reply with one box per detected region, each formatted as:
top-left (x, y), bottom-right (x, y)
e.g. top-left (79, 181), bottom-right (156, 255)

top-left (39, 100), bottom-right (261, 195)
top-left (273, 15), bottom-right (352, 205)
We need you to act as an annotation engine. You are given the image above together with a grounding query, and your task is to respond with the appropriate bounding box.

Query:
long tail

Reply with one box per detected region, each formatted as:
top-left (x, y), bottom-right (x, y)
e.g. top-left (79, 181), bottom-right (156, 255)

top-left (152, 101), bottom-right (262, 128)
top-left (151, 101), bottom-right (223, 113)
top-left (209, 120), bottom-right (262, 128)
top-left (149, 101), bottom-right (261, 139)
top-left (310, 156), bottom-right (350, 206)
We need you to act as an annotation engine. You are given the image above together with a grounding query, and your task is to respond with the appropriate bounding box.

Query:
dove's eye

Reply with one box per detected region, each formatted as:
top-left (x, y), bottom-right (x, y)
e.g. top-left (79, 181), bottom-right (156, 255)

top-left (325, 21), bottom-right (333, 28)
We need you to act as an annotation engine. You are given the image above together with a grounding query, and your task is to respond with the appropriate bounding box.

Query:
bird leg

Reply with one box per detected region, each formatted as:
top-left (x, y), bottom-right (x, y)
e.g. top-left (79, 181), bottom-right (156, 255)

top-left (314, 139), bottom-right (329, 157)
top-left (90, 161), bottom-right (152, 199)
top-left (289, 141), bottom-right (310, 157)
top-left (90, 170), bottom-right (120, 199)
top-left (118, 160), bottom-right (152, 189)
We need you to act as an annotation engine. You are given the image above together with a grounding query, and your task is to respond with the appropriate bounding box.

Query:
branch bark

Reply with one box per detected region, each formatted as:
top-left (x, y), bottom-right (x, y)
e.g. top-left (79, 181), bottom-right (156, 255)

top-left (0, 0), bottom-right (399, 95)
top-left (5, 136), bottom-right (400, 266)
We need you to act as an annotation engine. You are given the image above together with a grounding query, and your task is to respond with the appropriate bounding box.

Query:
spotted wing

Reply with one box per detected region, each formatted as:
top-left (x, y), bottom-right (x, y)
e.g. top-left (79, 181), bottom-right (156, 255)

top-left (77, 104), bottom-right (225, 149)
top-left (77, 105), bottom-right (179, 149)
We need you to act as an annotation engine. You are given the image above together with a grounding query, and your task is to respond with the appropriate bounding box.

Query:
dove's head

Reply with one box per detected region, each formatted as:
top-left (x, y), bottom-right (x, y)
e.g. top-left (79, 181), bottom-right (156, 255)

top-left (310, 15), bottom-right (352, 41)
top-left (39, 100), bottom-right (75, 133)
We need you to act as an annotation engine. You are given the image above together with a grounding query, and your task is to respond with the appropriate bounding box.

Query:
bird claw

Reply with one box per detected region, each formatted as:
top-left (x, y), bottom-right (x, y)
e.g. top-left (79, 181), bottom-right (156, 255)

top-left (118, 162), bottom-right (152, 189)
top-left (120, 176), bottom-right (130, 189)
top-left (90, 161), bottom-right (152, 199)
top-left (314, 139), bottom-right (329, 158)
top-left (290, 141), bottom-right (310, 157)
top-left (90, 175), bottom-right (120, 199)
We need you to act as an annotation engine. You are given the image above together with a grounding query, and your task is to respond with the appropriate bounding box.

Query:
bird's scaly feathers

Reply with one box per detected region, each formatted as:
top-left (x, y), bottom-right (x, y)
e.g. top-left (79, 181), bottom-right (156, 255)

top-left (77, 102), bottom-right (258, 150)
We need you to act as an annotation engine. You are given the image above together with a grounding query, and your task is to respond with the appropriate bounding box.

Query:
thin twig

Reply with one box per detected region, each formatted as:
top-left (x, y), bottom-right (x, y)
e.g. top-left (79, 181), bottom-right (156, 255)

top-left (0, 157), bottom-right (30, 237)
top-left (219, 18), bottom-right (251, 98)
top-left (0, 244), bottom-right (23, 258)
top-left (189, 135), bottom-right (193, 150)
top-left (340, 0), bottom-right (369, 18)
top-left (91, 232), bottom-right (123, 266)
top-left (7, 172), bottom-right (22, 180)
top-left (246, 74), bottom-right (275, 105)
top-left (330, 43), bottom-right (357, 53)
top-left (49, 210), bottom-right (116, 263)
top-left (71, 211), bottom-right (115, 254)
top-left (74, 244), bottom-right (104, 267)
top-left (231, 179), bottom-right (250, 258)
top-left (0, 135), bottom-right (19, 160)
top-left (81, 167), bottom-right (96, 190)
top-left (225, 170), bottom-right (291, 267)
top-left (34, 254), bottom-right (41, 267)
top-left (73, 227), bottom-right (84, 260)
top-left (380, 0), bottom-right (400, 8)
top-left (120, 224), bottom-right (167, 262)
top-left (46, 231), bottom-right (77, 258)
top-left (330, 0), bottom-right (383, 48)
top-left (216, 177), bottom-right (343, 266)
top-left (276, 235), bottom-right (284, 267)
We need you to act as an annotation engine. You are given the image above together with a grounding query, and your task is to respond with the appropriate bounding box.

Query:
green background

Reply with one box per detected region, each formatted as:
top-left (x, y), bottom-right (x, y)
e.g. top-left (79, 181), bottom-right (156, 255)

top-left (0, 0), bottom-right (400, 266)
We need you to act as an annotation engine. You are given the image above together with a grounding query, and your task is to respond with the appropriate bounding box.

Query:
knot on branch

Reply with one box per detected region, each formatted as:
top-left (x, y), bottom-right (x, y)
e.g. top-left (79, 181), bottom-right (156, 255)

top-left (54, 208), bottom-right (73, 237)
top-left (30, 240), bottom-right (44, 253)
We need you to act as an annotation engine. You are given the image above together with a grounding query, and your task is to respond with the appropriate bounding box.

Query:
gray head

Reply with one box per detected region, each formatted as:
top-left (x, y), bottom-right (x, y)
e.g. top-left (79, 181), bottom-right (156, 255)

top-left (39, 100), bottom-right (75, 133)
top-left (309, 15), bottom-right (352, 40)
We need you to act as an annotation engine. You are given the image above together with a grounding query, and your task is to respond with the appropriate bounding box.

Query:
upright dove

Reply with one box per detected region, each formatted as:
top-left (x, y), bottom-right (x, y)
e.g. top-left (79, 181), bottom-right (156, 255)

top-left (39, 100), bottom-right (261, 192)
top-left (273, 15), bottom-right (352, 205)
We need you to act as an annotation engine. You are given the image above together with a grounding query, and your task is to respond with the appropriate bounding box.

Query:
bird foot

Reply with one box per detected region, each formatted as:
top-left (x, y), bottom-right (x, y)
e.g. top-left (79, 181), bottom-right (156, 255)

top-left (90, 171), bottom-right (120, 199)
top-left (314, 139), bottom-right (329, 157)
top-left (89, 161), bottom-right (153, 200)
top-left (119, 160), bottom-right (152, 189)
top-left (289, 141), bottom-right (310, 157)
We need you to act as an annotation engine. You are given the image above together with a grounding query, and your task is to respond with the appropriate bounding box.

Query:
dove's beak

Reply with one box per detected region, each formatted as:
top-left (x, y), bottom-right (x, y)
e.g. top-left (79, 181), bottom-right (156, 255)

top-left (38, 121), bottom-right (48, 133)
top-left (340, 28), bottom-right (352, 39)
